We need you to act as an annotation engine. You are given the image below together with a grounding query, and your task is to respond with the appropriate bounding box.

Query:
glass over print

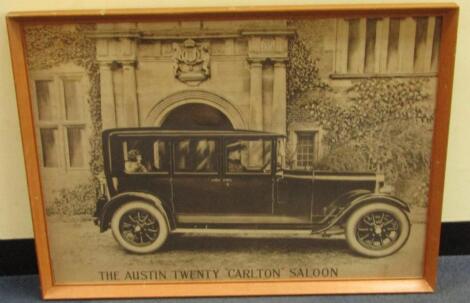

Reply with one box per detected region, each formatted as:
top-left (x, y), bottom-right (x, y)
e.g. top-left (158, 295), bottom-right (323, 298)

top-left (12, 6), bottom-right (456, 295)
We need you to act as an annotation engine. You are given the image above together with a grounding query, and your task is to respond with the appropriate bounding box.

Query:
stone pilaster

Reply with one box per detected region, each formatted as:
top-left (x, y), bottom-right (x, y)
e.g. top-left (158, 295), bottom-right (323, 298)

top-left (248, 58), bottom-right (264, 168)
top-left (249, 59), bottom-right (264, 131)
top-left (272, 59), bottom-right (287, 135)
top-left (98, 61), bottom-right (116, 130)
top-left (121, 60), bottom-right (139, 127)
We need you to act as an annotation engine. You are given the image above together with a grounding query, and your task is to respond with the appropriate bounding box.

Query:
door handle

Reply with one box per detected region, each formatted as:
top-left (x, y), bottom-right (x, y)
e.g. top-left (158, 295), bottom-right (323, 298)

top-left (210, 178), bottom-right (221, 183)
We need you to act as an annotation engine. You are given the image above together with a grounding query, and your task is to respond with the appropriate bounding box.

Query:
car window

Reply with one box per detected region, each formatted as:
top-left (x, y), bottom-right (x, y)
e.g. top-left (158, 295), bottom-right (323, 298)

top-left (277, 138), bottom-right (285, 171)
top-left (174, 138), bottom-right (217, 173)
top-left (122, 138), bottom-right (169, 174)
top-left (225, 138), bottom-right (271, 174)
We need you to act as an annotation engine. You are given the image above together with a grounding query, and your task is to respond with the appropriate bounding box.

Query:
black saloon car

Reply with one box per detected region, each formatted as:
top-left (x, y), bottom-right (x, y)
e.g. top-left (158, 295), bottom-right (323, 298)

top-left (94, 128), bottom-right (411, 258)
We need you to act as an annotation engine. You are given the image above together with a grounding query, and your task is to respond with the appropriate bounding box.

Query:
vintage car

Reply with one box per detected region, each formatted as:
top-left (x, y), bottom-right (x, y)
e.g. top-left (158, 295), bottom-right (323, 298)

top-left (94, 128), bottom-right (411, 258)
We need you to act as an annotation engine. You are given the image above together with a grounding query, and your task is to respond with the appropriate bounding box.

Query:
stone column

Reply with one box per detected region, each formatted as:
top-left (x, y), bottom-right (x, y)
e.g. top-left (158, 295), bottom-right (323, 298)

top-left (121, 60), bottom-right (139, 127)
top-left (249, 59), bottom-right (264, 131)
top-left (248, 58), bottom-right (264, 168)
top-left (99, 61), bottom-right (116, 130)
top-left (272, 59), bottom-right (287, 135)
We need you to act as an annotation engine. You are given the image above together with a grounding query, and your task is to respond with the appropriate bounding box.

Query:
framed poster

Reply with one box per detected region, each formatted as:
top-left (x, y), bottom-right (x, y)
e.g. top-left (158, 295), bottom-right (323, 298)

top-left (7, 3), bottom-right (458, 299)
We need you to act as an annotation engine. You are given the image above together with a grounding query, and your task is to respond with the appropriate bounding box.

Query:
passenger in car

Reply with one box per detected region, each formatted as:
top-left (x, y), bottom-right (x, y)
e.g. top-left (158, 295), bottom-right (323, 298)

top-left (125, 149), bottom-right (148, 173)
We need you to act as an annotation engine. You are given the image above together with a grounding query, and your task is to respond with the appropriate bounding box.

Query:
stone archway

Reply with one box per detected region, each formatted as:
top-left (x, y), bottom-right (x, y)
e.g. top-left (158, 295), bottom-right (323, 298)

top-left (161, 103), bottom-right (233, 130)
top-left (144, 90), bottom-right (247, 129)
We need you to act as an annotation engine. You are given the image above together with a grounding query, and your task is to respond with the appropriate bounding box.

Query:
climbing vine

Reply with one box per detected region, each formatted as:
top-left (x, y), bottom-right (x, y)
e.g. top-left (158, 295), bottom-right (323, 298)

top-left (25, 24), bottom-right (103, 206)
top-left (286, 21), bottom-right (435, 206)
top-left (298, 79), bottom-right (433, 146)
top-left (289, 78), bottom-right (435, 206)
top-left (286, 28), bottom-right (329, 103)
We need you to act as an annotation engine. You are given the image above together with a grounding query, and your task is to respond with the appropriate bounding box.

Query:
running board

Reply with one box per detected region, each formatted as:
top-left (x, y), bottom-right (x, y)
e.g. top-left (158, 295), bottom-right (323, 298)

top-left (176, 214), bottom-right (311, 224)
top-left (171, 228), bottom-right (345, 238)
top-left (172, 228), bottom-right (313, 236)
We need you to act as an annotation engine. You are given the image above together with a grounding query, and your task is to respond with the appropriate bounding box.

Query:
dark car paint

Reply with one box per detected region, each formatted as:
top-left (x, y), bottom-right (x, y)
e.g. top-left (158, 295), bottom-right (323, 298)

top-left (96, 128), bottom-right (410, 233)
top-left (275, 175), bottom-right (313, 220)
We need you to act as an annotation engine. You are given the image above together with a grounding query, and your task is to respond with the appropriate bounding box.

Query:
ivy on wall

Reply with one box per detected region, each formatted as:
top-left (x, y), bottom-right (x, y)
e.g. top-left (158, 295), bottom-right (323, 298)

top-left (25, 25), bottom-right (103, 200)
top-left (286, 22), bottom-right (435, 207)
top-left (286, 29), bottom-right (329, 104)
top-left (46, 182), bottom-right (97, 216)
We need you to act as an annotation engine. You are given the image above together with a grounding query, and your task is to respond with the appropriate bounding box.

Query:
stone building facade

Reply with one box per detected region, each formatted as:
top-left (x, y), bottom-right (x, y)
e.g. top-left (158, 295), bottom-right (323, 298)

top-left (93, 20), bottom-right (293, 135)
top-left (28, 16), bottom-right (441, 203)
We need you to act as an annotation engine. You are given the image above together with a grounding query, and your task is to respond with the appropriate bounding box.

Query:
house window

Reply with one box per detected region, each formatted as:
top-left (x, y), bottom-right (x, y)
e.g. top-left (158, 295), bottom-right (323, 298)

top-left (39, 128), bottom-right (59, 167)
top-left (32, 75), bottom-right (87, 169)
top-left (334, 16), bottom-right (442, 77)
top-left (346, 19), bottom-right (362, 73)
top-left (296, 132), bottom-right (317, 169)
top-left (66, 127), bottom-right (85, 168)
top-left (387, 18), bottom-right (401, 72)
top-left (36, 80), bottom-right (58, 121)
top-left (364, 19), bottom-right (378, 74)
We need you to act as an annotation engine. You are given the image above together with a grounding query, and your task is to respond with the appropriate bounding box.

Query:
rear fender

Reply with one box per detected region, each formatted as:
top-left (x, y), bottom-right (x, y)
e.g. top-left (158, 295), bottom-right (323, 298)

top-left (99, 192), bottom-right (172, 232)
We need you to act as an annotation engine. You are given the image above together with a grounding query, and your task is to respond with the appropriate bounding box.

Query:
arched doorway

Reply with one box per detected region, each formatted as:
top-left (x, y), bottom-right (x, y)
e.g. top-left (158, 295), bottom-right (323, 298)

top-left (160, 103), bottom-right (234, 130)
top-left (144, 90), bottom-right (247, 129)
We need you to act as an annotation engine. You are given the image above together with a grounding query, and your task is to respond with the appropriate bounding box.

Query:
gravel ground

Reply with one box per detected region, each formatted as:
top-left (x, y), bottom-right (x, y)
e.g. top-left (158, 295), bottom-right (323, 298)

top-left (46, 216), bottom-right (426, 284)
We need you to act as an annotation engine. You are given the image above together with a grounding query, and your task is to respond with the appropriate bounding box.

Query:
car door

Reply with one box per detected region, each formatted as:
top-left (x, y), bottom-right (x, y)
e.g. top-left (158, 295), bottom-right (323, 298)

top-left (220, 137), bottom-right (274, 215)
top-left (171, 136), bottom-right (224, 216)
top-left (113, 135), bottom-right (173, 205)
top-left (275, 172), bottom-right (313, 223)
top-left (273, 136), bottom-right (313, 225)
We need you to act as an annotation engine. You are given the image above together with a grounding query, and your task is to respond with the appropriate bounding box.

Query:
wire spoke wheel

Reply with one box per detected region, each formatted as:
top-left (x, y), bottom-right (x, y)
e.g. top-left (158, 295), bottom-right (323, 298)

top-left (119, 209), bottom-right (160, 247)
top-left (111, 201), bottom-right (169, 254)
top-left (345, 202), bottom-right (411, 258)
top-left (355, 211), bottom-right (401, 251)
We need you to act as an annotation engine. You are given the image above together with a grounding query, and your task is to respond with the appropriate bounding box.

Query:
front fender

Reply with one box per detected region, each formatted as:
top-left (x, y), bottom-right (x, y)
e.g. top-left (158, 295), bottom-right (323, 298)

top-left (335, 193), bottom-right (411, 226)
top-left (349, 193), bottom-right (411, 213)
top-left (315, 192), bottom-right (410, 234)
top-left (327, 189), bottom-right (373, 210)
top-left (99, 192), bottom-right (172, 232)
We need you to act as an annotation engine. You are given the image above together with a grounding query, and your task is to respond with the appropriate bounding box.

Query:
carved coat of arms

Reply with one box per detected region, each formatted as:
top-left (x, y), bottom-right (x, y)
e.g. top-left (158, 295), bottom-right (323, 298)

top-left (172, 39), bottom-right (210, 85)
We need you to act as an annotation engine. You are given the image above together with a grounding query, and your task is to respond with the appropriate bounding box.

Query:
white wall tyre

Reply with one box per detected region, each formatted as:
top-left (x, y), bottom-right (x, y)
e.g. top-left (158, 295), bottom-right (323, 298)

top-left (345, 202), bottom-right (411, 258)
top-left (111, 201), bottom-right (169, 254)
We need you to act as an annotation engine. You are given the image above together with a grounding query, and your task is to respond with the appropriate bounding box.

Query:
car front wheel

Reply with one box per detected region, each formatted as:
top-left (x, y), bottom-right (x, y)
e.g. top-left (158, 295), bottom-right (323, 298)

top-left (345, 202), bottom-right (410, 258)
top-left (111, 201), bottom-right (168, 254)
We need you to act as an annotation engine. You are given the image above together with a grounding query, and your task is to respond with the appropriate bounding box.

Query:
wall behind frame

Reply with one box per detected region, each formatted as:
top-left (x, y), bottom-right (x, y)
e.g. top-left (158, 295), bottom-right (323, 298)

top-left (0, 0), bottom-right (467, 239)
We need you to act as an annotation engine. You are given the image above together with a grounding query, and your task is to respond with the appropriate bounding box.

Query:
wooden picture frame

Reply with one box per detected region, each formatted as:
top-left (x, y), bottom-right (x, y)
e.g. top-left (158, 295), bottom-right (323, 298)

top-left (7, 3), bottom-right (458, 300)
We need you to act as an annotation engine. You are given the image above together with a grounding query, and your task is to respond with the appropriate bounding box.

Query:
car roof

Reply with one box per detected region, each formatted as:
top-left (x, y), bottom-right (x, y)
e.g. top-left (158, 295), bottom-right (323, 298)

top-left (104, 127), bottom-right (284, 138)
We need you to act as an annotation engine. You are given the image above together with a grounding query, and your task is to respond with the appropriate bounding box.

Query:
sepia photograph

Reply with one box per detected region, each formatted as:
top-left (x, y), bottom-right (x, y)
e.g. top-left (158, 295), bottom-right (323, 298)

top-left (7, 5), bottom-right (458, 297)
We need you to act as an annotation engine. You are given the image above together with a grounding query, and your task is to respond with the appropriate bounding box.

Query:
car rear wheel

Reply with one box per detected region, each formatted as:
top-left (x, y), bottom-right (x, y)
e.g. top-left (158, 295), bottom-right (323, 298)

top-left (345, 202), bottom-right (410, 258)
top-left (111, 201), bottom-right (168, 254)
